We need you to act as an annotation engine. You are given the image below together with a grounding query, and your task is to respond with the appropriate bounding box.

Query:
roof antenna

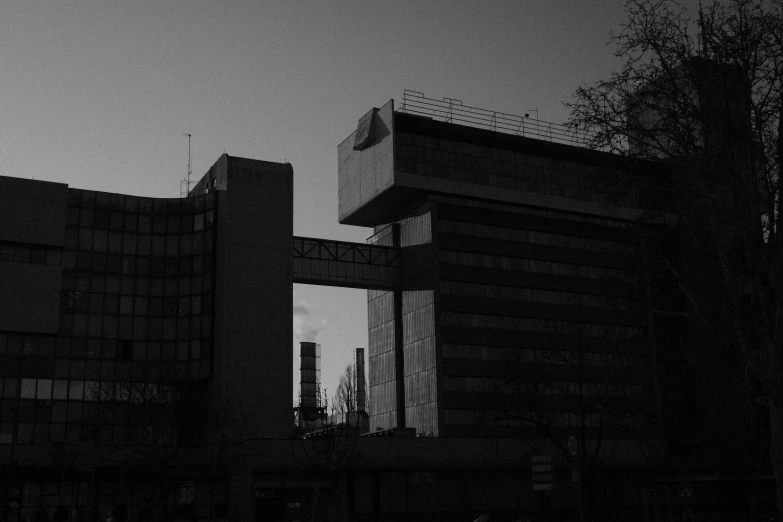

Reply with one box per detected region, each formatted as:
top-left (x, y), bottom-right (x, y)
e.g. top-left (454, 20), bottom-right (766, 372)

top-left (180, 133), bottom-right (192, 197)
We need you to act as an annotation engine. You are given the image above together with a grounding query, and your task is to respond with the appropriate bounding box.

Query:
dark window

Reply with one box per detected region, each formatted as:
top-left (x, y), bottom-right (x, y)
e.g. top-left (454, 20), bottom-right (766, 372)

top-left (135, 277), bottom-right (149, 296)
top-left (120, 340), bottom-right (132, 361)
top-left (45, 249), bottom-right (62, 266)
top-left (167, 216), bottom-right (180, 234)
top-left (136, 257), bottom-right (150, 276)
top-left (109, 212), bottom-right (123, 230)
top-left (149, 297), bottom-right (163, 316)
top-left (120, 296), bottom-right (133, 315)
top-left (163, 298), bottom-right (178, 317)
top-left (165, 259), bottom-right (179, 277)
top-left (30, 248), bottom-right (46, 264)
top-left (152, 217), bottom-right (166, 234)
top-left (94, 210), bottom-right (109, 229)
top-left (110, 193), bottom-right (124, 211)
top-left (92, 253), bottom-right (107, 272)
top-left (150, 259), bottom-right (165, 278)
top-left (138, 215), bottom-right (152, 233)
top-left (93, 229), bottom-right (107, 252)
top-left (14, 246), bottom-right (30, 263)
top-left (67, 207), bottom-right (80, 226)
top-left (78, 229), bottom-right (94, 250)
top-left (139, 197), bottom-right (152, 214)
top-left (106, 254), bottom-right (122, 274)
top-left (124, 196), bottom-right (139, 213)
top-left (79, 208), bottom-right (94, 227)
top-left (104, 295), bottom-right (119, 314)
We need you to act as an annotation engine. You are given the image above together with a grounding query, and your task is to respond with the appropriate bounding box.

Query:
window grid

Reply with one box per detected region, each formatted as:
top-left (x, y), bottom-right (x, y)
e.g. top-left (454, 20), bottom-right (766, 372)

top-left (2, 190), bottom-right (217, 446)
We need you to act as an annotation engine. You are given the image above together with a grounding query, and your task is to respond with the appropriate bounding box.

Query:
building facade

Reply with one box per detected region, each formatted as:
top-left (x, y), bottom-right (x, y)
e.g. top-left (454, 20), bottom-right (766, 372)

top-left (339, 99), bottom-right (675, 441)
top-left (0, 155), bottom-right (293, 521)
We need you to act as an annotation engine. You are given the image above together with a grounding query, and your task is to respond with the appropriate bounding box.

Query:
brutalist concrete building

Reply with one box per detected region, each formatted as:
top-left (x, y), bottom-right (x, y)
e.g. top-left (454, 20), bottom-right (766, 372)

top-left (0, 155), bottom-right (294, 521)
top-left (0, 87), bottom-right (776, 520)
top-left (339, 99), bottom-right (668, 439)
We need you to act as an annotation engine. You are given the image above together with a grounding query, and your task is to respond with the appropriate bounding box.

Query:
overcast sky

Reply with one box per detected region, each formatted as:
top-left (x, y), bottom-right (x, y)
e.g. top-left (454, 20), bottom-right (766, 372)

top-left (2, 0), bottom-right (704, 403)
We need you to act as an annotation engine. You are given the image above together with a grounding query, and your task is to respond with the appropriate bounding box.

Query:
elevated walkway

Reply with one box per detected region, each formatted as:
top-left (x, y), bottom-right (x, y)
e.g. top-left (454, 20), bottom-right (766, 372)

top-left (293, 236), bottom-right (400, 290)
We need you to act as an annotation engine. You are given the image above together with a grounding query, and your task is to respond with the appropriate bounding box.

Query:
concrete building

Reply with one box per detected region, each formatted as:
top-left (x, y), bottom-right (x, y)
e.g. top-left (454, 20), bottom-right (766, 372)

top-left (0, 86), bottom-right (776, 520)
top-left (339, 98), bottom-right (670, 440)
top-left (0, 155), bottom-right (293, 521)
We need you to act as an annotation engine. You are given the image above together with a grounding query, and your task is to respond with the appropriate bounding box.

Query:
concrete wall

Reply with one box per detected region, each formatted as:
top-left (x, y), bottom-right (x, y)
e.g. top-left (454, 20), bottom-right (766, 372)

top-left (0, 262), bottom-right (62, 333)
top-left (337, 107), bottom-right (673, 229)
top-left (399, 204), bottom-right (440, 436)
top-left (212, 155), bottom-right (293, 441)
top-left (0, 177), bottom-right (66, 333)
top-left (338, 100), bottom-right (397, 225)
top-left (0, 176), bottom-right (67, 246)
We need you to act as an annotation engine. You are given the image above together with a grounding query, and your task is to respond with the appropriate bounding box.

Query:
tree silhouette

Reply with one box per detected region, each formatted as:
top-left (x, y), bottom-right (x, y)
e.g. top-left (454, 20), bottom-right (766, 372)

top-left (567, 0), bottom-right (783, 516)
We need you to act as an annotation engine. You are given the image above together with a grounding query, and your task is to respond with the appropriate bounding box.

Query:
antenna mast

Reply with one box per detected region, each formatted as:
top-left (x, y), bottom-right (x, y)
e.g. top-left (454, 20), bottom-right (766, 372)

top-left (180, 133), bottom-right (192, 197)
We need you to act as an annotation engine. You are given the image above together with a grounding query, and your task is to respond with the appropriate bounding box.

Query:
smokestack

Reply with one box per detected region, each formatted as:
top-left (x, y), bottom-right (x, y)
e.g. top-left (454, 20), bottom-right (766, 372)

top-left (355, 348), bottom-right (366, 412)
top-left (299, 342), bottom-right (321, 409)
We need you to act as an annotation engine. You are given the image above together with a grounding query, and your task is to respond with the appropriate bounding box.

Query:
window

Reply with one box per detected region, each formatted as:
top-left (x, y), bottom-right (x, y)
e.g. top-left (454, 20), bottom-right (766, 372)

top-left (21, 378), bottom-right (37, 399)
top-left (68, 380), bottom-right (84, 400)
top-left (53, 380), bottom-right (68, 400)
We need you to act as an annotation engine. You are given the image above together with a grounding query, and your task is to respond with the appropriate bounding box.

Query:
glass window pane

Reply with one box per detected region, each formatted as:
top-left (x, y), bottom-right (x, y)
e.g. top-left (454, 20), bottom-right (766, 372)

top-left (36, 379), bottom-right (52, 400)
top-left (79, 228), bottom-right (94, 250)
top-left (138, 234), bottom-right (151, 256)
top-left (14, 246), bottom-right (30, 263)
top-left (138, 214), bottom-right (151, 233)
top-left (109, 232), bottom-right (122, 253)
top-left (191, 340), bottom-right (200, 360)
top-left (93, 229), bottom-right (108, 251)
top-left (84, 381), bottom-right (98, 401)
top-left (46, 249), bottom-right (62, 266)
top-left (21, 378), bottom-right (36, 399)
top-left (4, 377), bottom-right (18, 398)
top-left (23, 337), bottom-right (39, 355)
top-left (69, 380), bottom-right (84, 400)
top-left (152, 235), bottom-right (165, 256)
top-left (0, 246), bottom-right (13, 262)
top-left (53, 380), bottom-right (68, 400)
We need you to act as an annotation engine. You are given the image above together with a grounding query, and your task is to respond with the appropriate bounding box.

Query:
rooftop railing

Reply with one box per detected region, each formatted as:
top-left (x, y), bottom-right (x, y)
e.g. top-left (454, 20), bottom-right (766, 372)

top-left (397, 90), bottom-right (599, 149)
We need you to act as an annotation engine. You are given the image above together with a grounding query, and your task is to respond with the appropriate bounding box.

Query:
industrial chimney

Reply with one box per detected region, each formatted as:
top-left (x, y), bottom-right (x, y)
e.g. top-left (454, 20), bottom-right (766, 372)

top-left (295, 341), bottom-right (321, 427)
top-left (355, 348), bottom-right (366, 413)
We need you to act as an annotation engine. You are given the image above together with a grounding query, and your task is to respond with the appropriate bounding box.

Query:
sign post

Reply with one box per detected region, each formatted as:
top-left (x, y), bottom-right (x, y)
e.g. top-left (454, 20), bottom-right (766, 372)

top-left (567, 434), bottom-right (585, 522)
top-left (568, 434), bottom-right (578, 458)
top-left (531, 455), bottom-right (554, 492)
top-left (679, 482), bottom-right (694, 522)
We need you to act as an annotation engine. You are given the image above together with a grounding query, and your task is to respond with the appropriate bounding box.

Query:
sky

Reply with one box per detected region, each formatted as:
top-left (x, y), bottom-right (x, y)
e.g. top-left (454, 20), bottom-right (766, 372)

top-left (1, 0), bottom-right (705, 402)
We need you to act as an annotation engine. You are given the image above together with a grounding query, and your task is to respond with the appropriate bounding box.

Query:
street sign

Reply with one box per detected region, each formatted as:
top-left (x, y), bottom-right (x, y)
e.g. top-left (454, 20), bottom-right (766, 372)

top-left (570, 462), bottom-right (581, 484)
top-left (567, 433), bottom-right (578, 458)
top-left (678, 481), bottom-right (693, 503)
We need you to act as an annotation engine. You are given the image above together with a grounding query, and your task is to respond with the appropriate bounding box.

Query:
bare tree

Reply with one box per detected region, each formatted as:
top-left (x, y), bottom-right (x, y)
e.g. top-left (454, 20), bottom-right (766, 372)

top-left (333, 364), bottom-right (357, 421)
top-left (293, 388), bottom-right (361, 522)
top-left (566, 0), bottom-right (783, 515)
top-left (481, 325), bottom-right (647, 521)
top-left (89, 379), bottom-right (236, 520)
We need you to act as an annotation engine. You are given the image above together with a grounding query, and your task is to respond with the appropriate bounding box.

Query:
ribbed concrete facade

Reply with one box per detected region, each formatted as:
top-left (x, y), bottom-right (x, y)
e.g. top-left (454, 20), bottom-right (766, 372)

top-left (338, 99), bottom-right (674, 439)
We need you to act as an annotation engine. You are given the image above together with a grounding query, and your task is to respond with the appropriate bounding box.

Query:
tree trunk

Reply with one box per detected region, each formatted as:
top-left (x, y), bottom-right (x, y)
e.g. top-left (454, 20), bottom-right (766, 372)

top-left (769, 398), bottom-right (783, 521)
top-left (311, 483), bottom-right (320, 522)
top-left (771, 294), bottom-right (783, 520)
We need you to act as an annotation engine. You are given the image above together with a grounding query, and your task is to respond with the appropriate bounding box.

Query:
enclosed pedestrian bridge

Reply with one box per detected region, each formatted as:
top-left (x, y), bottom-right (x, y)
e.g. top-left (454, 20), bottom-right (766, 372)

top-left (292, 236), bottom-right (400, 290)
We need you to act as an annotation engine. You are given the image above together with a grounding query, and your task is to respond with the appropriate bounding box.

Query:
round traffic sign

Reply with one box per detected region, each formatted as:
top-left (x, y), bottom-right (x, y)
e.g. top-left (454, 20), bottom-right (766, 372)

top-left (567, 434), bottom-right (578, 457)
top-left (679, 481), bottom-right (693, 503)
